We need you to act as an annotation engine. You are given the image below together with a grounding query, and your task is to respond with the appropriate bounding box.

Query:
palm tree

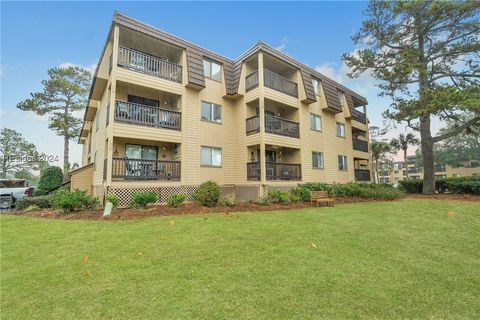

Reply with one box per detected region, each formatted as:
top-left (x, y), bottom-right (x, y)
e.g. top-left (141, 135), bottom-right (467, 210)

top-left (370, 141), bottom-right (391, 183)
top-left (390, 133), bottom-right (420, 179)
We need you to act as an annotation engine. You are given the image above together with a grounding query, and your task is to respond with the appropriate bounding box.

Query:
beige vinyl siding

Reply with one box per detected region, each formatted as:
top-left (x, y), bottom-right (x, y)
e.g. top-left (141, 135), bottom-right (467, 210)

top-left (70, 165), bottom-right (94, 195)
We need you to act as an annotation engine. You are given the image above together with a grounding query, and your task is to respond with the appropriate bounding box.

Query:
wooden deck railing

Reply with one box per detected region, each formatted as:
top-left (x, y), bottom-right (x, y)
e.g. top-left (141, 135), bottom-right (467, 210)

top-left (265, 114), bottom-right (299, 138)
top-left (246, 116), bottom-right (260, 135)
top-left (112, 157), bottom-right (181, 181)
top-left (352, 138), bottom-right (369, 152)
top-left (247, 162), bottom-right (261, 180)
top-left (115, 101), bottom-right (181, 130)
top-left (354, 169), bottom-right (370, 181)
top-left (117, 47), bottom-right (182, 83)
top-left (264, 69), bottom-right (298, 97)
top-left (247, 162), bottom-right (301, 181)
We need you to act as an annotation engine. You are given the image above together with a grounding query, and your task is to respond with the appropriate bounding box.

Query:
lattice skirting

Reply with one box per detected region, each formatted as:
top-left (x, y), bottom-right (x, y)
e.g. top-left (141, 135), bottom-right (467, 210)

top-left (107, 184), bottom-right (262, 208)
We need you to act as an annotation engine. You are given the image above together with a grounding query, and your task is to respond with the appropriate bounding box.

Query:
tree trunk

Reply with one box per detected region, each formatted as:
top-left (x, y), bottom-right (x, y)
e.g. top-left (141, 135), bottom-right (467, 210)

top-left (63, 136), bottom-right (69, 180)
top-left (403, 148), bottom-right (408, 179)
top-left (375, 157), bottom-right (380, 184)
top-left (420, 115), bottom-right (435, 194)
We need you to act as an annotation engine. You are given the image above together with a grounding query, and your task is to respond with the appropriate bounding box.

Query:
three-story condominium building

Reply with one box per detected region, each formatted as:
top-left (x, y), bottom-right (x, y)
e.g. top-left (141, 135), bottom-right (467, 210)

top-left (71, 12), bottom-right (371, 206)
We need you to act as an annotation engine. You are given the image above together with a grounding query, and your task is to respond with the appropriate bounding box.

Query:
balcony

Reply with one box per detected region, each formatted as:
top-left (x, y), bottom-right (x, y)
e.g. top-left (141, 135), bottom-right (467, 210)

top-left (435, 164), bottom-right (446, 172)
top-left (352, 138), bottom-right (368, 152)
top-left (245, 114), bottom-right (299, 138)
top-left (112, 157), bottom-right (181, 181)
top-left (352, 110), bottom-right (367, 124)
top-left (355, 169), bottom-right (371, 181)
top-left (247, 162), bottom-right (301, 181)
top-left (245, 69), bottom-right (298, 97)
top-left (115, 101), bottom-right (181, 130)
top-left (117, 47), bottom-right (182, 83)
top-left (408, 168), bottom-right (419, 174)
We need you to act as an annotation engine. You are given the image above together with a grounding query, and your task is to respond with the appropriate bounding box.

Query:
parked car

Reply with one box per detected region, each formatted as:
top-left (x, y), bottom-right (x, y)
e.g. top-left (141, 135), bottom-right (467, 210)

top-left (0, 179), bottom-right (34, 209)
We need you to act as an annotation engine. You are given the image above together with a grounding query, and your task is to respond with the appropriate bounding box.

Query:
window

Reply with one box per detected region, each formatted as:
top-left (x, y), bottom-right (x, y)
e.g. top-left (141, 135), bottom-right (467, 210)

top-left (125, 144), bottom-right (158, 160)
top-left (310, 114), bottom-right (322, 131)
top-left (95, 111), bottom-right (99, 131)
top-left (338, 155), bottom-right (348, 171)
top-left (201, 101), bottom-right (222, 123)
top-left (336, 122), bottom-right (346, 137)
top-left (312, 78), bottom-right (321, 96)
top-left (337, 90), bottom-right (346, 107)
top-left (203, 59), bottom-right (222, 81)
top-left (128, 95), bottom-right (159, 108)
top-left (312, 152), bottom-right (324, 169)
top-left (201, 146), bottom-right (222, 166)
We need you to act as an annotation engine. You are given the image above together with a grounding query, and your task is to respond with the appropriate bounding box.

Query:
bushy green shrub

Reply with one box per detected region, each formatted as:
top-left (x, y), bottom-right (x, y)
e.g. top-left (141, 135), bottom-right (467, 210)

top-left (33, 189), bottom-right (46, 196)
top-left (255, 196), bottom-right (270, 206)
top-left (16, 195), bottom-right (52, 210)
top-left (267, 189), bottom-right (290, 204)
top-left (132, 192), bottom-right (158, 208)
top-left (192, 181), bottom-right (220, 207)
top-left (166, 194), bottom-right (186, 207)
top-left (290, 186), bottom-right (310, 202)
top-left (52, 189), bottom-right (99, 212)
top-left (219, 197), bottom-right (237, 207)
top-left (401, 176), bottom-right (480, 194)
top-left (398, 179), bottom-right (423, 193)
top-left (106, 195), bottom-right (120, 207)
top-left (24, 205), bottom-right (40, 212)
top-left (37, 166), bottom-right (63, 193)
top-left (301, 182), bottom-right (329, 192)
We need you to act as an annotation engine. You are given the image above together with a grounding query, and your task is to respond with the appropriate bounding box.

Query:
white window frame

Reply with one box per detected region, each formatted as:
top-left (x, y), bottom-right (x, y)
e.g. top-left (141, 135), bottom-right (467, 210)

top-left (310, 113), bottom-right (322, 131)
top-left (203, 59), bottom-right (222, 81)
top-left (312, 152), bottom-right (324, 169)
top-left (336, 122), bottom-right (346, 137)
top-left (201, 146), bottom-right (222, 167)
top-left (201, 101), bottom-right (222, 123)
top-left (338, 155), bottom-right (348, 171)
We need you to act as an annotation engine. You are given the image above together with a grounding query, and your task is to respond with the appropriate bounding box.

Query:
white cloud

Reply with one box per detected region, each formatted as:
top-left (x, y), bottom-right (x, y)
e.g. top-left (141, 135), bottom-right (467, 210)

top-left (59, 61), bottom-right (96, 74)
top-left (275, 37), bottom-right (288, 52)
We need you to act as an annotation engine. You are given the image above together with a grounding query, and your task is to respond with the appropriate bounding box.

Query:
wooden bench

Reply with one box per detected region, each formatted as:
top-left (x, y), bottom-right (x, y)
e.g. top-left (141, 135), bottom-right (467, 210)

top-left (310, 191), bottom-right (335, 207)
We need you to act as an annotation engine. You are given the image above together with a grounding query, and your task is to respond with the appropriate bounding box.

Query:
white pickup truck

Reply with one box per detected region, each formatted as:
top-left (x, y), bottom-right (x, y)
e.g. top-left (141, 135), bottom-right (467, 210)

top-left (0, 179), bottom-right (34, 209)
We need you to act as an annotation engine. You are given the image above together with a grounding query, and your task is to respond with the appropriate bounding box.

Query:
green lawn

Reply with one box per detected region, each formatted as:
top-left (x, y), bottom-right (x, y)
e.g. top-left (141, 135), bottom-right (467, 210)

top-left (1, 199), bottom-right (479, 319)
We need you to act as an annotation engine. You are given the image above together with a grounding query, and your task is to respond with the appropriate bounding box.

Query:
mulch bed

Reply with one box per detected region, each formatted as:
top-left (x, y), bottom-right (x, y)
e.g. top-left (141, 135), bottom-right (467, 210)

top-left (7, 197), bottom-right (390, 221)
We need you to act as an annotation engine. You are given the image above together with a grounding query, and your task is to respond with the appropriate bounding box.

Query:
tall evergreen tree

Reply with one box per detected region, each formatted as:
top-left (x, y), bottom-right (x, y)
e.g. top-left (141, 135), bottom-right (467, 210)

top-left (17, 66), bottom-right (91, 176)
top-left (343, 0), bottom-right (480, 193)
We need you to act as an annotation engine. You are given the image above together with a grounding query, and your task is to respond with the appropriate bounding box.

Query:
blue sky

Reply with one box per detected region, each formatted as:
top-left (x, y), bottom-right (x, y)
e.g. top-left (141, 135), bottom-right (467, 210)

top-left (1, 1), bottom-right (426, 167)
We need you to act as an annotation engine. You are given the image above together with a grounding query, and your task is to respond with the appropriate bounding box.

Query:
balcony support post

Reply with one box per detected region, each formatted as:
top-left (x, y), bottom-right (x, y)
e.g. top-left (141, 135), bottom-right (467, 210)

top-left (258, 52), bottom-right (267, 185)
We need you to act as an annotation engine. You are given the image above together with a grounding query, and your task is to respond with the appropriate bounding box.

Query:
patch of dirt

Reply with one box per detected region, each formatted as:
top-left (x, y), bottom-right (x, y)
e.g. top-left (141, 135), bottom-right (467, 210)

top-left (6, 197), bottom-right (391, 221)
top-left (406, 194), bottom-right (480, 202)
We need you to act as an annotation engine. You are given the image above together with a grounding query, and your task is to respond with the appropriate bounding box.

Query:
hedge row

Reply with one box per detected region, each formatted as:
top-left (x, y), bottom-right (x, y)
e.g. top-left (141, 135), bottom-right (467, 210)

top-left (299, 182), bottom-right (404, 200)
top-left (16, 195), bottom-right (52, 210)
top-left (398, 176), bottom-right (480, 194)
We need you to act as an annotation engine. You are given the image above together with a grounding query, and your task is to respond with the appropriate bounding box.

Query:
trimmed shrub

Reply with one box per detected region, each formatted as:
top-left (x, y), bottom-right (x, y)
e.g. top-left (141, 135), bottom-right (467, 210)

top-left (219, 197), bottom-right (237, 207)
top-left (106, 195), bottom-right (120, 207)
top-left (300, 182), bottom-right (403, 200)
top-left (166, 194), bottom-right (186, 207)
top-left (192, 181), bottom-right (220, 207)
top-left (16, 195), bottom-right (52, 210)
top-left (52, 189), bottom-right (99, 213)
top-left (301, 182), bottom-right (329, 192)
top-left (267, 189), bottom-right (290, 204)
top-left (255, 196), bottom-right (270, 206)
top-left (401, 176), bottom-right (480, 194)
top-left (37, 166), bottom-right (63, 193)
top-left (398, 179), bottom-right (423, 193)
top-left (290, 186), bottom-right (311, 202)
top-left (132, 192), bottom-right (158, 208)
top-left (33, 189), bottom-right (46, 196)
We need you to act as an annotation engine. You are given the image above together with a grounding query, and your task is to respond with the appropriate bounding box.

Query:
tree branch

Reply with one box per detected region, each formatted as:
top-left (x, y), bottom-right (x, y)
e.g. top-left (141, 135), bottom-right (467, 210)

top-left (432, 116), bottom-right (480, 143)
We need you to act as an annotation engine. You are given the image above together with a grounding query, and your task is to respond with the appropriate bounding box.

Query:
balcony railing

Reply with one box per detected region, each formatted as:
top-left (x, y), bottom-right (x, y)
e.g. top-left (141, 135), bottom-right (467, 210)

top-left (435, 164), bottom-right (446, 172)
top-left (245, 114), bottom-right (299, 138)
top-left (352, 138), bottom-right (369, 152)
top-left (408, 168), bottom-right (419, 174)
top-left (247, 162), bottom-right (261, 180)
top-left (117, 47), bottom-right (182, 83)
top-left (115, 101), bottom-right (181, 130)
top-left (265, 114), bottom-right (299, 138)
top-left (245, 70), bottom-right (259, 92)
top-left (112, 157), bottom-right (181, 181)
top-left (264, 69), bottom-right (298, 97)
top-left (247, 162), bottom-right (302, 181)
top-left (353, 110), bottom-right (367, 124)
top-left (355, 169), bottom-right (371, 181)
top-left (266, 162), bottom-right (301, 180)
top-left (246, 116), bottom-right (260, 135)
